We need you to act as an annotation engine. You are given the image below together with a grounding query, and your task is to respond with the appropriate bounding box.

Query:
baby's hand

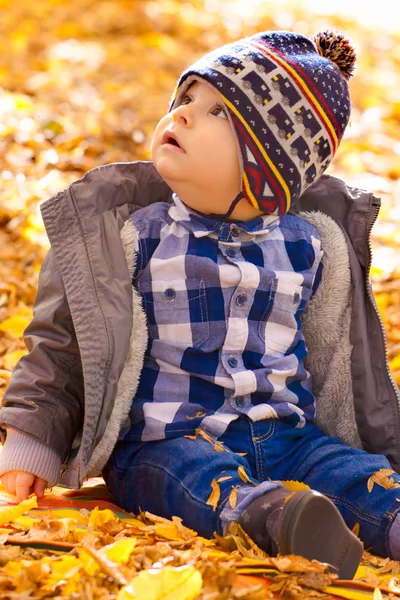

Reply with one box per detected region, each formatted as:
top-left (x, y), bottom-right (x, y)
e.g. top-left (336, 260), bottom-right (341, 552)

top-left (0, 471), bottom-right (47, 502)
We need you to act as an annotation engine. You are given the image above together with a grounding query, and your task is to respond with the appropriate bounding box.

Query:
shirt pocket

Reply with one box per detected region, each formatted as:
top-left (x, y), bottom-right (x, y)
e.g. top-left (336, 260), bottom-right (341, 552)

top-left (259, 277), bottom-right (306, 353)
top-left (137, 277), bottom-right (209, 349)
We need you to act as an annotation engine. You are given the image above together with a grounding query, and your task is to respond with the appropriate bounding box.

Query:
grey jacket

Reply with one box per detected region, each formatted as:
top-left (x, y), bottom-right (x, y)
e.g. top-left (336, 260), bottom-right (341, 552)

top-left (0, 161), bottom-right (399, 489)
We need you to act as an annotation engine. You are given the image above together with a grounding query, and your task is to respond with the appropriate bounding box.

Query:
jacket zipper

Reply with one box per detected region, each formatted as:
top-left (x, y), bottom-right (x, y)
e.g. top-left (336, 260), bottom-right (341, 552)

top-left (365, 195), bottom-right (400, 407)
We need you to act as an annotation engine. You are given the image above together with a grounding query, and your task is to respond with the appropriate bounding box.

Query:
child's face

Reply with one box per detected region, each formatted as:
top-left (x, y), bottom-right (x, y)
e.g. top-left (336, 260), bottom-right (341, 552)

top-left (151, 80), bottom-right (263, 220)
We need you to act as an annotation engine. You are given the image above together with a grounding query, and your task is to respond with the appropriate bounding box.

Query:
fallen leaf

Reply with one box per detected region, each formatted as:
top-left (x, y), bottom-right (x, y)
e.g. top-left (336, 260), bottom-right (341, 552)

top-left (195, 429), bottom-right (214, 444)
top-left (216, 476), bottom-right (232, 483)
top-left (373, 587), bottom-right (383, 600)
top-left (88, 506), bottom-right (118, 529)
top-left (0, 496), bottom-right (37, 526)
top-left (238, 466), bottom-right (253, 485)
top-left (117, 565), bottom-right (203, 600)
top-left (367, 469), bottom-right (400, 493)
top-left (206, 479), bottom-right (220, 511)
top-left (185, 412), bottom-right (206, 420)
top-left (0, 314), bottom-right (31, 339)
top-left (0, 349), bottom-right (27, 370)
top-left (229, 486), bottom-right (239, 509)
top-left (213, 441), bottom-right (225, 452)
top-left (280, 480), bottom-right (311, 493)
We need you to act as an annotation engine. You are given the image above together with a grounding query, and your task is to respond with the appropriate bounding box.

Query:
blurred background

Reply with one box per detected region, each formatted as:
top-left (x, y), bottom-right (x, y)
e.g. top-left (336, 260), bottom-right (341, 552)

top-left (0, 0), bottom-right (399, 394)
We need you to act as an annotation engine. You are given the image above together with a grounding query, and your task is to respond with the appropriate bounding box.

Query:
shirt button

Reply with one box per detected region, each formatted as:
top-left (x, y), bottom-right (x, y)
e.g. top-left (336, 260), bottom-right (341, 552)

top-left (164, 288), bottom-right (176, 300)
top-left (236, 293), bottom-right (247, 306)
top-left (236, 396), bottom-right (245, 408)
top-left (228, 356), bottom-right (238, 368)
top-left (231, 227), bottom-right (240, 237)
top-left (226, 247), bottom-right (236, 258)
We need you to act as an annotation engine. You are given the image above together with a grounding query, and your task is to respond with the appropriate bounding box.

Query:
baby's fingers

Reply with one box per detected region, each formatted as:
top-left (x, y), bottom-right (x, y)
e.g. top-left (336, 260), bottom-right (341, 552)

top-left (33, 477), bottom-right (47, 499)
top-left (14, 472), bottom-right (36, 502)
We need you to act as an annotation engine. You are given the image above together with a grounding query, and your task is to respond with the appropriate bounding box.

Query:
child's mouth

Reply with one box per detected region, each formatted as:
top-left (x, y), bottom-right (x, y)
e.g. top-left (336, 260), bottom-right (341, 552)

top-left (162, 131), bottom-right (185, 152)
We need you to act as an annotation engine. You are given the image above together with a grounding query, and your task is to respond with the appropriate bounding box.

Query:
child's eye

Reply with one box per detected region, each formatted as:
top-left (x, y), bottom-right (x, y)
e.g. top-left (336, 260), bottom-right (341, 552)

top-left (212, 106), bottom-right (228, 119)
top-left (181, 95), bottom-right (191, 105)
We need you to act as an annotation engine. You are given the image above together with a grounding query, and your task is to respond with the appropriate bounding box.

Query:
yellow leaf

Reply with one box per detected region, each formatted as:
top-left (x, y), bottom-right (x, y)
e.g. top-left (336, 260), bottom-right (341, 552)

top-left (41, 555), bottom-right (82, 590)
top-left (367, 469), bottom-right (400, 493)
top-left (280, 480), bottom-right (311, 493)
top-left (78, 547), bottom-right (99, 576)
top-left (390, 355), bottom-right (400, 371)
top-left (185, 412), bottom-right (206, 420)
top-left (229, 486), bottom-right (238, 509)
top-left (184, 435), bottom-right (197, 440)
top-left (154, 522), bottom-right (185, 541)
top-left (0, 315), bottom-right (31, 339)
top-left (352, 522), bottom-right (360, 537)
top-left (117, 565), bottom-right (203, 600)
top-left (11, 515), bottom-right (38, 528)
top-left (238, 466), bottom-right (252, 484)
top-left (79, 538), bottom-right (137, 576)
top-left (216, 476), bottom-right (232, 483)
top-left (5, 561), bottom-right (22, 577)
top-left (373, 587), bottom-right (383, 600)
top-left (88, 506), bottom-right (118, 528)
top-left (375, 293), bottom-right (390, 317)
top-left (0, 496), bottom-right (37, 526)
top-left (103, 538), bottom-right (137, 564)
top-left (206, 479), bottom-right (220, 511)
top-left (195, 429), bottom-right (214, 444)
top-left (213, 441), bottom-right (225, 452)
top-left (1, 349), bottom-right (27, 370)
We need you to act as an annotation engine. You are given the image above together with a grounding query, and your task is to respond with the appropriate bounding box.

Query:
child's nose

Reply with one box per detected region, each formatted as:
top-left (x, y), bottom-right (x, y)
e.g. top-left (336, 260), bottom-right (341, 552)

top-left (172, 104), bottom-right (193, 126)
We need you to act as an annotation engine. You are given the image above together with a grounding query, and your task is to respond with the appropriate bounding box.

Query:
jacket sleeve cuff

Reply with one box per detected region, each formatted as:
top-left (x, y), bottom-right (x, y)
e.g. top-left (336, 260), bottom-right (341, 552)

top-left (0, 429), bottom-right (61, 488)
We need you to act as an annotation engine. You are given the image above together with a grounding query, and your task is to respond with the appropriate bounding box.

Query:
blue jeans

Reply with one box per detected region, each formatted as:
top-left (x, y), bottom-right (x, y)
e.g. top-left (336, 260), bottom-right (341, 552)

top-left (102, 417), bottom-right (400, 557)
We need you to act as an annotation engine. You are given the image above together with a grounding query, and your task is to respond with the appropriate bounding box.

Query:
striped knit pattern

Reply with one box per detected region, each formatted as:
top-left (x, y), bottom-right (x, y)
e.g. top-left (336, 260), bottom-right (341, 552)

top-left (169, 31), bottom-right (351, 215)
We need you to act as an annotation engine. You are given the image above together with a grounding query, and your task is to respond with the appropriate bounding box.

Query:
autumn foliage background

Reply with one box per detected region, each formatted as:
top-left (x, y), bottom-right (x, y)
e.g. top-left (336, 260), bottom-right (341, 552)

top-left (0, 0), bottom-right (400, 394)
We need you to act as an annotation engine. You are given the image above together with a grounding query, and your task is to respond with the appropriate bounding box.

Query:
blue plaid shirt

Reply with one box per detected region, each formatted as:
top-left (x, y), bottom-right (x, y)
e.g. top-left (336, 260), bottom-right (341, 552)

top-left (120, 194), bottom-right (323, 442)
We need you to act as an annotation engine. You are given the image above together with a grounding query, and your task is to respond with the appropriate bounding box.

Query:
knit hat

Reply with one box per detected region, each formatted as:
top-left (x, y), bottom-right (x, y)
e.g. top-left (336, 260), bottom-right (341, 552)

top-left (168, 30), bottom-right (356, 216)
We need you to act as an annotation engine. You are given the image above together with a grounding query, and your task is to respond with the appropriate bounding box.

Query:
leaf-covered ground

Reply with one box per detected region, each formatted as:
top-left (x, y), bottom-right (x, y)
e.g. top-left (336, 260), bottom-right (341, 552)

top-left (0, 1), bottom-right (400, 597)
top-left (0, 0), bottom-right (399, 390)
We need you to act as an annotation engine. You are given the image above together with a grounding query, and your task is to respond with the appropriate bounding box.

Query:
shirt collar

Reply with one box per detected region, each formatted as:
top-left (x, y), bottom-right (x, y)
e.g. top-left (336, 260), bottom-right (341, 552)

top-left (168, 193), bottom-right (280, 238)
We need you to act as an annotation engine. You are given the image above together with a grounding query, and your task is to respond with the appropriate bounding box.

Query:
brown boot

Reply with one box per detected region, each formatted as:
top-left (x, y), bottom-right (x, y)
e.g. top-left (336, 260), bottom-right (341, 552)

top-left (238, 488), bottom-right (363, 579)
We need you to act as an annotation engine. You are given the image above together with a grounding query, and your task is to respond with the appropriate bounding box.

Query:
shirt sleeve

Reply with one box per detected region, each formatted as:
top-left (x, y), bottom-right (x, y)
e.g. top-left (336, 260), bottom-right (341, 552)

top-left (0, 428), bottom-right (61, 488)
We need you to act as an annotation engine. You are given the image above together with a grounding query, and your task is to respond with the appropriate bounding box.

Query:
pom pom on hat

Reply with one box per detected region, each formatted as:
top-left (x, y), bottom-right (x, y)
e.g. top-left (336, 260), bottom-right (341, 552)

top-left (313, 30), bottom-right (356, 80)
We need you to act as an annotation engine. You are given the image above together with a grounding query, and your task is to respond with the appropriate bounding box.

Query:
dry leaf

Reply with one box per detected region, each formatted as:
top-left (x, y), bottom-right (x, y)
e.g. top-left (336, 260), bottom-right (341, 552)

top-left (216, 476), bottom-right (232, 483)
top-left (0, 496), bottom-right (37, 526)
top-left (238, 466), bottom-right (253, 485)
top-left (195, 429), bottom-right (214, 444)
top-left (184, 435), bottom-right (197, 440)
top-left (367, 469), bottom-right (400, 493)
top-left (280, 480), bottom-right (311, 493)
top-left (206, 479), bottom-right (220, 511)
top-left (213, 441), bottom-right (225, 452)
top-left (185, 412), bottom-right (206, 420)
top-left (352, 522), bottom-right (360, 537)
top-left (0, 314), bottom-right (31, 339)
top-left (229, 486), bottom-right (239, 509)
top-left (117, 565), bottom-right (203, 600)
top-left (373, 587), bottom-right (383, 600)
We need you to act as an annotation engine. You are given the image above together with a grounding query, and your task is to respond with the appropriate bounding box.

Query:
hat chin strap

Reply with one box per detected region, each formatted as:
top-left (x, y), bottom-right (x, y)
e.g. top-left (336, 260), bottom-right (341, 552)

top-left (194, 191), bottom-right (246, 221)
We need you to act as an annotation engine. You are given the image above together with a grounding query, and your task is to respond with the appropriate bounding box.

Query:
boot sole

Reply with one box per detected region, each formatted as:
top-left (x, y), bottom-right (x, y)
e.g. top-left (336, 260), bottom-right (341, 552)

top-left (279, 490), bottom-right (363, 579)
